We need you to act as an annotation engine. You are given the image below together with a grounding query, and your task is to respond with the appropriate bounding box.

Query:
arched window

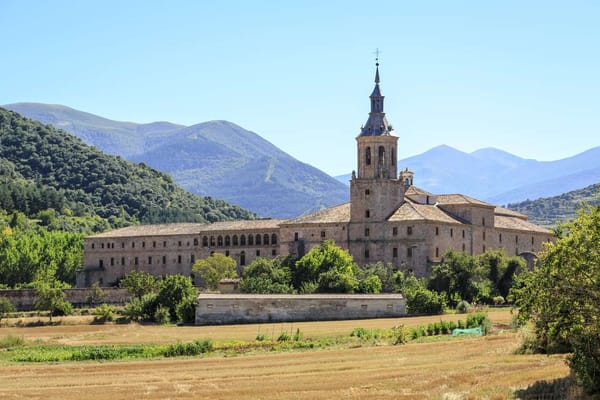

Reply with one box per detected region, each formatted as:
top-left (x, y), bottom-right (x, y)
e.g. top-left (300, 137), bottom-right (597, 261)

top-left (248, 235), bottom-right (254, 245)
top-left (240, 235), bottom-right (246, 246)
top-left (225, 235), bottom-right (231, 246)
top-left (202, 236), bottom-right (208, 247)
top-left (232, 235), bottom-right (238, 246)
top-left (378, 146), bottom-right (385, 166)
top-left (217, 235), bottom-right (223, 246)
top-left (263, 234), bottom-right (269, 245)
top-left (255, 234), bottom-right (261, 245)
top-left (271, 233), bottom-right (277, 245)
top-left (193, 238), bottom-right (198, 246)
top-left (366, 147), bottom-right (371, 165)
top-left (209, 236), bottom-right (215, 246)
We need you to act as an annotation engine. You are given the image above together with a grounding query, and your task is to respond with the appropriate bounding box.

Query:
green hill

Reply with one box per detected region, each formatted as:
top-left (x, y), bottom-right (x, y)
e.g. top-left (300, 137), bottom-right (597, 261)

top-left (0, 107), bottom-right (255, 225)
top-left (507, 183), bottom-right (600, 227)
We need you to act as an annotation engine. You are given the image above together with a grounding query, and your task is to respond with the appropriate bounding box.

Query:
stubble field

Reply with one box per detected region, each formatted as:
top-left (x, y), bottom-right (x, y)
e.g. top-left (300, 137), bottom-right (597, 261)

top-left (0, 309), bottom-right (569, 399)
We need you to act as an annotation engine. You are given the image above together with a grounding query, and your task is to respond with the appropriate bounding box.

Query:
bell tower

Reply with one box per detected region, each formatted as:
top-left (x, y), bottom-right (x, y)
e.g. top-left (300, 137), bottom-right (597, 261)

top-left (350, 61), bottom-right (403, 224)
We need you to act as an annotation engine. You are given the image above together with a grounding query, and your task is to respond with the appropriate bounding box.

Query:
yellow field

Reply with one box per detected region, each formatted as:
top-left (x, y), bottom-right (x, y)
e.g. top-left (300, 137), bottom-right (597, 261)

top-left (0, 310), bottom-right (570, 399)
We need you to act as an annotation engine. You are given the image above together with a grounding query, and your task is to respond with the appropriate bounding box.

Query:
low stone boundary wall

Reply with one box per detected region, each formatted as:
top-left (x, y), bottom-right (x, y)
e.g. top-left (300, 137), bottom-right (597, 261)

top-left (195, 294), bottom-right (406, 325)
top-left (0, 288), bottom-right (130, 311)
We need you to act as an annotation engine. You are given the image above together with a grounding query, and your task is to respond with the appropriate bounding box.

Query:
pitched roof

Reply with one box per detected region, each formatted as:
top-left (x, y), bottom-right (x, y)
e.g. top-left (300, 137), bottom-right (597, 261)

top-left (88, 219), bottom-right (285, 238)
top-left (404, 186), bottom-right (433, 197)
top-left (436, 194), bottom-right (494, 207)
top-left (388, 200), bottom-right (464, 224)
top-left (494, 215), bottom-right (552, 234)
top-left (281, 203), bottom-right (351, 225)
top-left (494, 206), bottom-right (528, 220)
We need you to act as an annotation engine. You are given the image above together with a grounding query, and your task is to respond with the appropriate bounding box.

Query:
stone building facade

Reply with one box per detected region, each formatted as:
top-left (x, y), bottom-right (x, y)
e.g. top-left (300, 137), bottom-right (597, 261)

top-left (79, 63), bottom-right (554, 287)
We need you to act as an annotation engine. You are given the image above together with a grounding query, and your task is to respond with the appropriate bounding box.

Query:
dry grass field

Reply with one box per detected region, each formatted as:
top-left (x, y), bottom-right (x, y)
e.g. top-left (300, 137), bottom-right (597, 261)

top-left (0, 309), bottom-right (570, 399)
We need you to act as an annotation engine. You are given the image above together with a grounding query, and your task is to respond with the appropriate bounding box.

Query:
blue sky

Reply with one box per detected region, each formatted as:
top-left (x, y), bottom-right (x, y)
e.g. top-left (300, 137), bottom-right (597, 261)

top-left (1, 1), bottom-right (599, 176)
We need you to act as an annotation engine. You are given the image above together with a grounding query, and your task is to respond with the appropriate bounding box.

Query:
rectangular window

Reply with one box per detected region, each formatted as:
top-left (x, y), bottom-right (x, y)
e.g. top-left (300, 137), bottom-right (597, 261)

top-left (256, 250), bottom-right (260, 256)
top-left (499, 233), bottom-right (502, 243)
top-left (142, 241), bottom-right (145, 248)
top-left (364, 228), bottom-right (370, 237)
top-left (99, 259), bottom-right (104, 268)
top-left (393, 247), bottom-right (398, 258)
top-left (531, 236), bottom-right (534, 245)
top-left (92, 243), bottom-right (95, 249)
top-left (178, 241), bottom-right (182, 247)
top-left (294, 232), bottom-right (299, 241)
top-left (364, 249), bottom-right (370, 258)
top-left (435, 247), bottom-right (439, 257)
top-left (392, 227), bottom-right (398, 236)
top-left (134, 257), bottom-right (138, 265)
top-left (462, 230), bottom-right (465, 239)
top-left (101, 243), bottom-right (104, 249)
top-left (482, 217), bottom-right (486, 226)
top-left (435, 227), bottom-right (439, 235)
top-left (450, 228), bottom-right (453, 237)
top-left (272, 249), bottom-right (277, 256)
top-left (177, 255), bottom-right (182, 264)
top-left (516, 236), bottom-right (519, 244)
top-left (407, 226), bottom-right (413, 235)
top-left (110, 258), bottom-right (114, 266)
top-left (321, 231), bottom-right (326, 238)
top-left (148, 256), bottom-right (152, 265)
top-left (483, 231), bottom-right (486, 241)
top-left (407, 247), bottom-right (413, 258)
top-left (132, 242), bottom-right (135, 248)
top-left (162, 256), bottom-right (166, 264)
top-left (121, 257), bottom-right (125, 265)
top-left (163, 241), bottom-right (167, 247)
top-left (191, 254), bottom-right (195, 263)
top-left (121, 242), bottom-right (125, 248)
top-left (153, 241), bottom-right (156, 248)
top-left (365, 210), bottom-right (370, 218)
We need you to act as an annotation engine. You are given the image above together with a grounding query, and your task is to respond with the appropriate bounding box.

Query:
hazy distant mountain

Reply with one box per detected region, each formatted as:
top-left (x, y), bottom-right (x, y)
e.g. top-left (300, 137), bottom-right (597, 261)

top-left (336, 145), bottom-right (600, 206)
top-left (507, 183), bottom-right (600, 227)
top-left (4, 102), bottom-right (348, 218)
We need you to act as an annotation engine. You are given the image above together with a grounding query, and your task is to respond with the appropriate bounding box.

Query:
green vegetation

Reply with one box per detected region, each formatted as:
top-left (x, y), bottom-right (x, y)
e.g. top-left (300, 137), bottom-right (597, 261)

top-left (0, 107), bottom-right (254, 225)
top-left (239, 257), bottom-right (295, 294)
top-left (192, 253), bottom-right (237, 289)
top-left (0, 296), bottom-right (15, 323)
top-left (508, 183), bottom-right (600, 227)
top-left (512, 205), bottom-right (600, 394)
top-left (34, 285), bottom-right (73, 322)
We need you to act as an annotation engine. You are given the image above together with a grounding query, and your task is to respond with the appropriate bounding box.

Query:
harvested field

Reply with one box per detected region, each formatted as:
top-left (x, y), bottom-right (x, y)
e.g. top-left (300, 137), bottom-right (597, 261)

top-left (0, 309), bottom-right (570, 399)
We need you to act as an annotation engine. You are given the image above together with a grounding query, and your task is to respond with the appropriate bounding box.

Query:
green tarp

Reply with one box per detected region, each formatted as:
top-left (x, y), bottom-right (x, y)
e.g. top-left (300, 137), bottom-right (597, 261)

top-left (451, 327), bottom-right (483, 336)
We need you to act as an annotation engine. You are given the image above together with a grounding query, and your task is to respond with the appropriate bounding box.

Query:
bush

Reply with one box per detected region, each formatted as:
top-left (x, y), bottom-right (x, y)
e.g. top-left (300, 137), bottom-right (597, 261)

top-left (154, 305), bottom-right (171, 325)
top-left (123, 293), bottom-right (157, 322)
top-left (391, 326), bottom-right (406, 345)
top-left (277, 331), bottom-right (291, 342)
top-left (94, 304), bottom-right (115, 323)
top-left (493, 295), bottom-right (505, 305)
top-left (255, 333), bottom-right (268, 341)
top-left (456, 300), bottom-right (470, 314)
top-left (164, 339), bottom-right (213, 357)
top-left (175, 296), bottom-right (196, 324)
top-left (466, 312), bottom-right (492, 335)
top-left (293, 328), bottom-right (303, 342)
top-left (0, 296), bottom-right (16, 322)
top-left (407, 288), bottom-right (445, 315)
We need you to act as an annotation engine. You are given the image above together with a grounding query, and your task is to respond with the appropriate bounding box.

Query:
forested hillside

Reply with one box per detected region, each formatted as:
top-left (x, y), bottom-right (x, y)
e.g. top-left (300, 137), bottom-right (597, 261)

top-left (0, 108), bottom-right (254, 225)
top-left (507, 183), bottom-right (600, 227)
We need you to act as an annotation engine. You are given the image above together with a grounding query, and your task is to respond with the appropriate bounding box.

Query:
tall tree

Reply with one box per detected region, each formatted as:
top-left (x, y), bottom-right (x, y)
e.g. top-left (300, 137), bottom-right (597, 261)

top-left (192, 253), bottom-right (237, 290)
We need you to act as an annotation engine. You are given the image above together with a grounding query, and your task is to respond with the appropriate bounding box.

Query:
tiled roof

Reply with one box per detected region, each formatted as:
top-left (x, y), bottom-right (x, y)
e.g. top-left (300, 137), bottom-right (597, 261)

top-left (494, 215), bottom-right (552, 234)
top-left (88, 219), bottom-right (285, 238)
top-left (281, 203), bottom-right (351, 225)
top-left (436, 194), bottom-right (494, 207)
top-left (388, 200), bottom-right (464, 224)
top-left (404, 186), bottom-right (433, 196)
top-left (494, 206), bottom-right (528, 220)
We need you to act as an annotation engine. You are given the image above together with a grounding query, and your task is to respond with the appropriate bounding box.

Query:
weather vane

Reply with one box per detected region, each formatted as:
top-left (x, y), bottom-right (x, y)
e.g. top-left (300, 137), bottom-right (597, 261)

top-left (374, 48), bottom-right (381, 64)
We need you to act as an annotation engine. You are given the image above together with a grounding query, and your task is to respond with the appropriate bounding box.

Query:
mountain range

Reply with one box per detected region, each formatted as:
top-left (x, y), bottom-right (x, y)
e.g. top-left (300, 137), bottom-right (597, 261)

top-left (337, 145), bottom-right (600, 206)
top-left (5, 103), bottom-right (599, 219)
top-left (4, 103), bottom-right (348, 218)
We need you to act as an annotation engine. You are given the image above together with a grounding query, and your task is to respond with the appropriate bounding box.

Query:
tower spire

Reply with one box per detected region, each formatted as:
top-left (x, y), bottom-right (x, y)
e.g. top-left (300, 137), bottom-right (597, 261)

top-left (359, 53), bottom-right (390, 137)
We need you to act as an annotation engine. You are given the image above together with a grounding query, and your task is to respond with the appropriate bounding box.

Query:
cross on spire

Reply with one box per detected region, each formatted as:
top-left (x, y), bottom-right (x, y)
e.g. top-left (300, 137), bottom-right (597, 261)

top-left (373, 48), bottom-right (381, 65)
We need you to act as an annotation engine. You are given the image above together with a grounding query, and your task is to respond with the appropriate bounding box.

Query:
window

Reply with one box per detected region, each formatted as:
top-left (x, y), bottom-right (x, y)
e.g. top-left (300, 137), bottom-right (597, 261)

top-left (407, 247), bottom-right (413, 258)
top-left (248, 235), bottom-right (254, 245)
top-left (202, 236), bottom-right (208, 246)
top-left (232, 235), bottom-right (238, 246)
top-left (142, 241), bottom-right (145, 248)
top-left (272, 249), bottom-right (277, 256)
top-left (378, 146), bottom-right (385, 166)
top-left (153, 241), bottom-right (156, 248)
top-left (435, 227), bottom-right (439, 236)
top-left (99, 259), bottom-right (104, 268)
top-left (193, 238), bottom-right (198, 246)
top-left (531, 236), bottom-right (534, 245)
top-left (177, 255), bottom-right (182, 264)
top-left (407, 226), bottom-right (413, 235)
top-left (132, 242), bottom-right (135, 248)
top-left (110, 257), bottom-right (114, 266)
top-left (364, 249), bottom-right (370, 258)
top-left (515, 236), bottom-right (519, 244)
top-left (240, 235), bottom-right (246, 246)
top-left (263, 234), bottom-right (269, 245)
top-left (240, 251), bottom-right (246, 266)
top-left (366, 147), bottom-right (371, 165)
top-left (321, 231), bottom-right (326, 238)
top-left (499, 233), bottom-right (502, 243)
top-left (162, 256), bottom-right (166, 264)
top-left (294, 232), bottom-right (298, 242)
top-left (462, 230), bottom-right (465, 239)
top-left (134, 257), bottom-right (138, 265)
top-left (121, 257), bottom-right (125, 265)
top-left (393, 247), bottom-right (398, 258)
top-left (435, 247), bottom-right (439, 258)
top-left (210, 236), bottom-right (215, 246)
top-left (365, 228), bottom-right (370, 237)
top-left (163, 241), bottom-right (166, 247)
top-left (256, 250), bottom-right (260, 256)
top-left (483, 231), bottom-right (486, 241)
top-left (365, 189), bottom-right (370, 195)
top-left (225, 236), bottom-right (231, 246)
top-left (92, 243), bottom-right (95, 249)
top-left (271, 234), bottom-right (277, 245)
top-left (225, 250), bottom-right (229, 256)
top-left (462, 243), bottom-right (466, 252)
top-left (148, 256), bottom-right (152, 265)
top-left (122, 242), bottom-right (125, 248)
top-left (392, 227), bottom-right (398, 236)
top-left (191, 254), bottom-right (195, 263)
top-left (255, 234), bottom-right (261, 245)
top-left (101, 243), bottom-right (104, 249)
top-left (450, 228), bottom-right (453, 237)
top-left (178, 241), bottom-right (182, 247)
top-left (482, 217), bottom-right (485, 226)
top-left (365, 209), bottom-right (370, 218)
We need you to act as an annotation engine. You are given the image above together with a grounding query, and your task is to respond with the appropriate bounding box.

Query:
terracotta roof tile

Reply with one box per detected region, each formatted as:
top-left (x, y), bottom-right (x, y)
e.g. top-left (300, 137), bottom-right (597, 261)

top-left (494, 215), bottom-right (552, 233)
top-left (494, 206), bottom-right (528, 220)
top-left (436, 194), bottom-right (493, 207)
top-left (281, 203), bottom-right (351, 225)
top-left (388, 200), bottom-right (464, 224)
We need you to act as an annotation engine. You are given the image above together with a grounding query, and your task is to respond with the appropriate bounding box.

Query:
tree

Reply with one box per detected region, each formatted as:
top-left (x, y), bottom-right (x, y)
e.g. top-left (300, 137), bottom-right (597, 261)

top-left (512, 206), bottom-right (600, 394)
top-left (119, 270), bottom-right (159, 299)
top-left (156, 274), bottom-right (198, 323)
top-left (34, 285), bottom-right (73, 322)
top-left (0, 296), bottom-right (15, 323)
top-left (192, 253), bottom-right (237, 290)
top-left (293, 240), bottom-right (358, 293)
top-left (239, 257), bottom-right (294, 294)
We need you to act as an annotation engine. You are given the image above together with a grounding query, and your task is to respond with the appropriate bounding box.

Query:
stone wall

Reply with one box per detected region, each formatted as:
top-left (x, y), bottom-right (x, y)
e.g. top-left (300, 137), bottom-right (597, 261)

top-left (0, 288), bottom-right (130, 311)
top-left (195, 294), bottom-right (406, 325)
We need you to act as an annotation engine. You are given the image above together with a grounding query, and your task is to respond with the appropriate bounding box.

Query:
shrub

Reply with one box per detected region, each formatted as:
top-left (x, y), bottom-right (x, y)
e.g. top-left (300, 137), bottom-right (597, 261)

top-left (299, 281), bottom-right (318, 294)
top-left (164, 339), bottom-right (213, 357)
top-left (175, 296), bottom-right (196, 324)
top-left (94, 304), bottom-right (115, 323)
top-left (293, 328), bottom-right (303, 342)
top-left (0, 334), bottom-right (25, 349)
top-left (457, 320), bottom-right (466, 329)
top-left (448, 321), bottom-right (458, 331)
top-left (410, 327), bottom-right (420, 340)
top-left (123, 293), bottom-right (157, 322)
top-left (407, 288), bottom-right (445, 315)
top-left (391, 325), bottom-right (406, 345)
top-left (154, 305), bottom-right (171, 325)
top-left (466, 312), bottom-right (492, 335)
top-left (493, 295), bottom-right (505, 305)
top-left (456, 300), bottom-right (470, 314)
top-left (255, 333), bottom-right (268, 341)
top-left (277, 331), bottom-right (291, 342)
top-left (0, 296), bottom-right (16, 322)
top-left (440, 320), bottom-right (450, 334)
